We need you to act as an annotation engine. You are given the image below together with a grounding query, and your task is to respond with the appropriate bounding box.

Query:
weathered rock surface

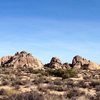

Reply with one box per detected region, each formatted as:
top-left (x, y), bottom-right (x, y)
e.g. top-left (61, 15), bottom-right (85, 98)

top-left (0, 52), bottom-right (100, 70)
top-left (88, 62), bottom-right (100, 70)
top-left (0, 51), bottom-right (43, 69)
top-left (0, 56), bottom-right (12, 66)
top-left (45, 57), bottom-right (62, 69)
top-left (72, 55), bottom-right (100, 70)
top-left (62, 63), bottom-right (71, 69)
top-left (45, 57), bottom-right (71, 69)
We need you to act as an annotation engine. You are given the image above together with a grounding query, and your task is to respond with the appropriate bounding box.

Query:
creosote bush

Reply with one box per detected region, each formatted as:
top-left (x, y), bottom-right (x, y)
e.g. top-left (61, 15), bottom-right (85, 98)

top-left (27, 68), bottom-right (49, 76)
top-left (5, 90), bottom-right (44, 100)
top-left (46, 68), bottom-right (77, 79)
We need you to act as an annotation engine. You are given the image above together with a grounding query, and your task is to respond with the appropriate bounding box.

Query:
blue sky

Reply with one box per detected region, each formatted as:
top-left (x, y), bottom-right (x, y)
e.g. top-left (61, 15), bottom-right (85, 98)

top-left (0, 0), bottom-right (100, 63)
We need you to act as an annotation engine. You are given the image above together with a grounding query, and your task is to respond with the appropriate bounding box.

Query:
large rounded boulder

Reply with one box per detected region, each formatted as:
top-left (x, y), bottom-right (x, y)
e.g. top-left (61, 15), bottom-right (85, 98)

top-left (45, 57), bottom-right (62, 69)
top-left (0, 51), bottom-right (43, 69)
top-left (45, 57), bottom-right (71, 69)
top-left (72, 55), bottom-right (100, 70)
top-left (49, 57), bottom-right (62, 69)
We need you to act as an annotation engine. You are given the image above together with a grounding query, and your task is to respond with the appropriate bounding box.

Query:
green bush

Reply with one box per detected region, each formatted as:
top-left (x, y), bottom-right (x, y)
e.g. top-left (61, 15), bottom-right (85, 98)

top-left (47, 69), bottom-right (77, 79)
top-left (27, 68), bottom-right (49, 76)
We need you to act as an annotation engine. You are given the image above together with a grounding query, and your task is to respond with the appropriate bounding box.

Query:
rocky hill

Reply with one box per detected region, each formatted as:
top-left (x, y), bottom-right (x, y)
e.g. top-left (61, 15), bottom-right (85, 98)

top-left (0, 51), bottom-right (43, 69)
top-left (72, 55), bottom-right (100, 70)
top-left (0, 51), bottom-right (99, 100)
top-left (45, 55), bottom-right (100, 70)
top-left (0, 51), bottom-right (100, 70)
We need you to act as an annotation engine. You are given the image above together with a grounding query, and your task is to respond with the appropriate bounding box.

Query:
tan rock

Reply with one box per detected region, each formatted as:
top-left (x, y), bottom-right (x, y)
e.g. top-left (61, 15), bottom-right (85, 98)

top-left (49, 57), bottom-right (62, 69)
top-left (72, 55), bottom-right (89, 66)
top-left (72, 55), bottom-right (100, 70)
top-left (45, 57), bottom-right (71, 69)
top-left (88, 62), bottom-right (100, 70)
top-left (45, 57), bottom-right (62, 69)
top-left (0, 56), bottom-right (12, 67)
top-left (0, 51), bottom-right (43, 69)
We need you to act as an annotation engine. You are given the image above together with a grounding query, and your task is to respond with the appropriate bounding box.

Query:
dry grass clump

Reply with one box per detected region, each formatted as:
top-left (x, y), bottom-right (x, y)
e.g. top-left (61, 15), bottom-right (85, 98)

top-left (52, 79), bottom-right (63, 85)
top-left (11, 77), bottom-right (29, 86)
top-left (46, 84), bottom-right (65, 92)
top-left (4, 90), bottom-right (44, 100)
top-left (32, 76), bottom-right (50, 85)
top-left (0, 89), bottom-right (6, 95)
top-left (0, 88), bottom-right (20, 100)
top-left (90, 80), bottom-right (100, 88)
top-left (44, 93), bottom-right (66, 100)
top-left (64, 88), bottom-right (85, 99)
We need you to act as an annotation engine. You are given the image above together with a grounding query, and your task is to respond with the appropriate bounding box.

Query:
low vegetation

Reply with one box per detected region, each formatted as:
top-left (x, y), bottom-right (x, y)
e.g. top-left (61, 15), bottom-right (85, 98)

top-left (47, 68), bottom-right (78, 79)
top-left (0, 64), bottom-right (99, 100)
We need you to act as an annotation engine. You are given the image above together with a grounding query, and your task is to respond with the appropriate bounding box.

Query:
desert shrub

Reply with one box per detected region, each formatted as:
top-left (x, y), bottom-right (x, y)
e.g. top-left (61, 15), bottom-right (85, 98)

top-left (27, 67), bottom-right (38, 73)
top-left (0, 89), bottom-right (6, 95)
top-left (6, 90), bottom-right (44, 100)
top-left (47, 69), bottom-right (64, 77)
top-left (32, 75), bottom-right (50, 85)
top-left (5, 89), bottom-right (19, 96)
top-left (78, 80), bottom-right (89, 88)
top-left (47, 84), bottom-right (64, 91)
top-left (37, 70), bottom-right (49, 76)
top-left (66, 88), bottom-right (85, 99)
top-left (1, 80), bottom-right (9, 86)
top-left (14, 85), bottom-right (20, 90)
top-left (96, 91), bottom-right (100, 100)
top-left (47, 69), bottom-right (77, 79)
top-left (62, 69), bottom-right (77, 79)
top-left (53, 79), bottom-right (63, 85)
top-left (44, 94), bottom-right (65, 100)
top-left (95, 85), bottom-right (100, 91)
top-left (37, 85), bottom-right (48, 92)
top-left (27, 68), bottom-right (49, 76)
top-left (86, 94), bottom-right (97, 100)
top-left (11, 77), bottom-right (28, 86)
top-left (64, 79), bottom-right (74, 88)
top-left (90, 80), bottom-right (100, 87)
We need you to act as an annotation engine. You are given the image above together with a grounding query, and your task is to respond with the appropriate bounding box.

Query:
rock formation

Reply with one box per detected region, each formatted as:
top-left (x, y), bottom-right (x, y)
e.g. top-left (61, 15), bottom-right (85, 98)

top-left (0, 56), bottom-right (12, 67)
top-left (45, 57), bottom-right (70, 69)
top-left (0, 52), bottom-right (99, 70)
top-left (44, 57), bottom-right (62, 69)
top-left (0, 51), bottom-right (43, 69)
top-left (72, 55), bottom-right (100, 70)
